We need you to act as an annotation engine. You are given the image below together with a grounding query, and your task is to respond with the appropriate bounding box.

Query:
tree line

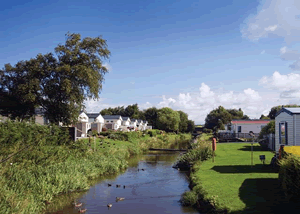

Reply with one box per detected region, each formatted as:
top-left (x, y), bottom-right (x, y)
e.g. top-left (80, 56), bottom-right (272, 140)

top-left (99, 104), bottom-right (195, 133)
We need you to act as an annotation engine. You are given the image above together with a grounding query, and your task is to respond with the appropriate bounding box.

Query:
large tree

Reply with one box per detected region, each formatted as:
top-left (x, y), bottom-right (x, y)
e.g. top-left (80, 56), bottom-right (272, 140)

top-left (144, 107), bottom-right (159, 128)
top-left (0, 33), bottom-right (110, 125)
top-left (177, 110), bottom-right (188, 133)
top-left (187, 120), bottom-right (195, 133)
top-left (204, 106), bottom-right (232, 131)
top-left (156, 107), bottom-right (180, 132)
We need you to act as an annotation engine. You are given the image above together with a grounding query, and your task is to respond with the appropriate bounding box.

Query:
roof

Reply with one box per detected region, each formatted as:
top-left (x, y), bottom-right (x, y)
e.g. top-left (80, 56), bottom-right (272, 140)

top-left (86, 113), bottom-right (101, 118)
top-left (231, 120), bottom-right (271, 124)
top-left (103, 115), bottom-right (122, 120)
top-left (122, 117), bottom-right (130, 120)
top-left (137, 119), bottom-right (143, 123)
top-left (276, 107), bottom-right (300, 117)
top-left (35, 108), bottom-right (45, 115)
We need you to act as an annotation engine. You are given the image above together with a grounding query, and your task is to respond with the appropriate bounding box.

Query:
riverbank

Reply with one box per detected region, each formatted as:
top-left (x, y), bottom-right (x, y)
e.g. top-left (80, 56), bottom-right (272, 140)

top-left (0, 121), bottom-right (191, 214)
top-left (187, 142), bottom-right (300, 213)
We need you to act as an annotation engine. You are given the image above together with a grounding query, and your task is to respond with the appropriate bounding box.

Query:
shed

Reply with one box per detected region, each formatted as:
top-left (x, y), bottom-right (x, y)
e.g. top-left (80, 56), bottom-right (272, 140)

top-left (275, 107), bottom-right (300, 152)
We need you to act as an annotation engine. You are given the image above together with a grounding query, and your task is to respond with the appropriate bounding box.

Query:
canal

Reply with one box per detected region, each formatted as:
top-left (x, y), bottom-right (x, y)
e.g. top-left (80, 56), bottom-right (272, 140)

top-left (45, 150), bottom-right (198, 214)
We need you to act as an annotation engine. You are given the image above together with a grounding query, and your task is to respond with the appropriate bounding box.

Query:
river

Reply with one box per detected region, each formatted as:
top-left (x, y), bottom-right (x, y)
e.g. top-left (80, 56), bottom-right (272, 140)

top-left (45, 150), bottom-right (198, 214)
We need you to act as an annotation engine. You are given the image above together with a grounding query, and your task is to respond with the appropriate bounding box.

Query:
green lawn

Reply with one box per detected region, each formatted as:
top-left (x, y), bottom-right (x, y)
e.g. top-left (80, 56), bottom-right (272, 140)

top-left (192, 143), bottom-right (300, 213)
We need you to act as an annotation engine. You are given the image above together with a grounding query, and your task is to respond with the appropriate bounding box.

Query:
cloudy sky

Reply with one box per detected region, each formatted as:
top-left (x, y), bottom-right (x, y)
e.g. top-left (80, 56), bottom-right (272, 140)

top-left (1, 0), bottom-right (300, 124)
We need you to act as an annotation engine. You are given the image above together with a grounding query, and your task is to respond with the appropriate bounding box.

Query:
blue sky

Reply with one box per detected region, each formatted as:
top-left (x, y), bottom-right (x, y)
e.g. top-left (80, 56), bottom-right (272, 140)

top-left (1, 0), bottom-right (300, 124)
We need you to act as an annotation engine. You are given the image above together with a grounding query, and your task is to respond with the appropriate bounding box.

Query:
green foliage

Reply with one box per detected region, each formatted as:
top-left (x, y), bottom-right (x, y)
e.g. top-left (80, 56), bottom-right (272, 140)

top-left (144, 107), bottom-right (159, 129)
top-left (180, 191), bottom-right (198, 206)
top-left (0, 33), bottom-right (110, 125)
top-left (204, 106), bottom-right (250, 132)
top-left (178, 141), bottom-right (212, 165)
top-left (177, 110), bottom-right (188, 133)
top-left (258, 120), bottom-right (275, 139)
top-left (279, 154), bottom-right (300, 201)
top-left (187, 120), bottom-right (195, 133)
top-left (260, 114), bottom-right (270, 119)
top-left (156, 107), bottom-right (180, 132)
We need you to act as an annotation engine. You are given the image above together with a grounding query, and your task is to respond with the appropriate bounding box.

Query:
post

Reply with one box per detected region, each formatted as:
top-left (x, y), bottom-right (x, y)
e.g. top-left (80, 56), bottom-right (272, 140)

top-left (212, 137), bottom-right (217, 163)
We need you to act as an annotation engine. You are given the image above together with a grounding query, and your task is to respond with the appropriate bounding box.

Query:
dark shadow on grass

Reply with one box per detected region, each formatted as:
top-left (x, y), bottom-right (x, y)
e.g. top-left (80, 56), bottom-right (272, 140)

top-left (212, 164), bottom-right (277, 173)
top-left (238, 145), bottom-right (269, 151)
top-left (230, 178), bottom-right (300, 214)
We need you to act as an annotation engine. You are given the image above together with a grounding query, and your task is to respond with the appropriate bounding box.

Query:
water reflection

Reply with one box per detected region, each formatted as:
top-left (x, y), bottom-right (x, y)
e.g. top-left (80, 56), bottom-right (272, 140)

top-left (45, 149), bottom-right (198, 214)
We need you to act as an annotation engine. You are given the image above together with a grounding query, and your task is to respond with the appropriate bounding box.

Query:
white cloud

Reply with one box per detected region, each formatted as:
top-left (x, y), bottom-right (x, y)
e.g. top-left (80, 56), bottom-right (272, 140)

top-left (279, 46), bottom-right (300, 70)
top-left (260, 50), bottom-right (265, 54)
top-left (241, 0), bottom-right (300, 43)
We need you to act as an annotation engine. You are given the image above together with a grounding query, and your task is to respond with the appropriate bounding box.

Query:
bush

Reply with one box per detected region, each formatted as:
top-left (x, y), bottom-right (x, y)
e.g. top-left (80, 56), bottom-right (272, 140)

top-left (180, 191), bottom-right (198, 206)
top-left (279, 153), bottom-right (300, 201)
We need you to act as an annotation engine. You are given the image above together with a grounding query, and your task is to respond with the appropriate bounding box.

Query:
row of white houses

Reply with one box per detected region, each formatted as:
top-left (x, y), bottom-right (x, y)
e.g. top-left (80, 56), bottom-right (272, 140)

top-left (76, 112), bottom-right (152, 138)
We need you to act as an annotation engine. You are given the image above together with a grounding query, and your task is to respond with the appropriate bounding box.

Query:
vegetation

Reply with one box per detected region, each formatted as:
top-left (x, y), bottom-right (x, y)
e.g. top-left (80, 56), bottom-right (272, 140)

top-left (0, 33), bottom-right (110, 125)
top-left (258, 120), bottom-right (275, 139)
top-left (182, 142), bottom-right (297, 213)
top-left (0, 121), bottom-right (191, 213)
top-left (204, 106), bottom-right (249, 132)
top-left (187, 119), bottom-right (195, 133)
top-left (279, 151), bottom-right (300, 201)
top-left (156, 107), bottom-right (180, 132)
top-left (267, 104), bottom-right (300, 119)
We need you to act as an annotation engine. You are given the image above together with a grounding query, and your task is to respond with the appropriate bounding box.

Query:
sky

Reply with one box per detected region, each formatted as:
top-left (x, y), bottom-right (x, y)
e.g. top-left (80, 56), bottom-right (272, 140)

top-left (1, 0), bottom-right (300, 124)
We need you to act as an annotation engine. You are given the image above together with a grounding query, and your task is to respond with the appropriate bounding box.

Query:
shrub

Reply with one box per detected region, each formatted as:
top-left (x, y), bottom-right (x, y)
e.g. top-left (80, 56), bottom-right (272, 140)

top-left (92, 130), bottom-right (98, 136)
top-left (180, 191), bottom-right (198, 206)
top-left (279, 153), bottom-right (300, 201)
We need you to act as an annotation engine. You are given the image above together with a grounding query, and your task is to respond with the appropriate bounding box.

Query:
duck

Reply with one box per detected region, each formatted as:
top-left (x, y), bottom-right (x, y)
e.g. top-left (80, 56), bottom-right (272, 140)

top-left (108, 183), bottom-right (112, 187)
top-left (116, 184), bottom-right (121, 188)
top-left (138, 169), bottom-right (139, 171)
top-left (141, 169), bottom-right (145, 171)
top-left (123, 185), bottom-right (126, 189)
top-left (116, 197), bottom-right (125, 201)
top-left (107, 203), bottom-right (112, 208)
top-left (78, 208), bottom-right (87, 213)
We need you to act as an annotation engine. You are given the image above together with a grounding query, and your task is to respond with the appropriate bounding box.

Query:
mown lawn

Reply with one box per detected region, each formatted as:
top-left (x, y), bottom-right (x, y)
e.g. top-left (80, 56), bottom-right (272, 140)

top-left (192, 143), bottom-right (300, 213)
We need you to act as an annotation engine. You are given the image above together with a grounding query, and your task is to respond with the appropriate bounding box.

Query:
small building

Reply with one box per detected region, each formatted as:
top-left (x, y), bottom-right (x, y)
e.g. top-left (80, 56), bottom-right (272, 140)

top-left (136, 119), bottom-right (144, 130)
top-left (103, 115), bottom-right (123, 130)
top-left (227, 119), bottom-right (271, 134)
top-left (275, 107), bottom-right (300, 152)
top-left (122, 117), bottom-right (131, 126)
top-left (130, 119), bottom-right (138, 129)
top-left (76, 112), bottom-right (90, 138)
top-left (86, 113), bottom-right (104, 133)
top-left (34, 107), bottom-right (49, 125)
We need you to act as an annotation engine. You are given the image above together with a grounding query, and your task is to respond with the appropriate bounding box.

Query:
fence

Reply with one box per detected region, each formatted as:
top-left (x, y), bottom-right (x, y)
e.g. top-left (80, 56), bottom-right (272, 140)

top-left (218, 132), bottom-right (260, 141)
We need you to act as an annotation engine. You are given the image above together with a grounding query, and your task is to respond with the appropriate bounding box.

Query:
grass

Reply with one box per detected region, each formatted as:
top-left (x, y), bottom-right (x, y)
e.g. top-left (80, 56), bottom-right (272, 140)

top-left (190, 143), bottom-right (300, 213)
top-left (0, 122), bottom-right (191, 214)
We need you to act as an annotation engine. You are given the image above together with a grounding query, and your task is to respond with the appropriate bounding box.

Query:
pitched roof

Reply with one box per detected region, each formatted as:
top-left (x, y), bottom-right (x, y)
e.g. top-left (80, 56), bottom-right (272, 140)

top-left (137, 119), bottom-right (143, 123)
top-left (276, 107), bottom-right (300, 117)
top-left (103, 115), bottom-right (122, 120)
top-left (122, 117), bottom-right (130, 121)
top-left (86, 113), bottom-right (101, 118)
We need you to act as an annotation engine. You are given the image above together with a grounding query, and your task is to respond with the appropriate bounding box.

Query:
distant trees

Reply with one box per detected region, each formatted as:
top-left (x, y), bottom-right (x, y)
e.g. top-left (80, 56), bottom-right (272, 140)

top-left (99, 104), bottom-right (194, 133)
top-left (267, 105), bottom-right (300, 119)
top-left (156, 107), bottom-right (180, 132)
top-left (204, 106), bottom-right (250, 132)
top-left (0, 33), bottom-right (110, 125)
top-left (258, 120), bottom-right (275, 139)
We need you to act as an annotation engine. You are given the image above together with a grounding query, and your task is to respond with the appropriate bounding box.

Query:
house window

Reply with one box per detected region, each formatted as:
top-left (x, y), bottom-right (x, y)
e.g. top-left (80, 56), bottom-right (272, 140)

top-left (279, 122), bottom-right (288, 145)
top-left (238, 126), bottom-right (242, 133)
top-left (111, 121), bottom-right (113, 123)
top-left (106, 121), bottom-right (109, 123)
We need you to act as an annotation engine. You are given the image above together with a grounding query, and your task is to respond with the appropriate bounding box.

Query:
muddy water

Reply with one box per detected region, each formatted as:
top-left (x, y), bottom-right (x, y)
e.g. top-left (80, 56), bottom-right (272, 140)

top-left (45, 151), bottom-right (198, 214)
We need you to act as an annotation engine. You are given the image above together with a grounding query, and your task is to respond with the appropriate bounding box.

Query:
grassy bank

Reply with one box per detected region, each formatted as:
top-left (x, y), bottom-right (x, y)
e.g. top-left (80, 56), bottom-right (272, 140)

top-left (186, 142), bottom-right (300, 213)
top-left (0, 121), bottom-right (191, 214)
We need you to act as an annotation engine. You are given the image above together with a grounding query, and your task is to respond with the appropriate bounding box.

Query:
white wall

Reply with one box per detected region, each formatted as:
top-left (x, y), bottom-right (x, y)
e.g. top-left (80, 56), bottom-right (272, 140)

top-left (232, 123), bottom-right (267, 134)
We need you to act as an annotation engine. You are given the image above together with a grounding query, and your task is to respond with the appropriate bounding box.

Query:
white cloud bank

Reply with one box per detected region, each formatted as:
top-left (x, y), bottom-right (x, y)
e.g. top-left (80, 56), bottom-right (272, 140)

top-left (241, 0), bottom-right (300, 43)
top-left (85, 72), bottom-right (300, 124)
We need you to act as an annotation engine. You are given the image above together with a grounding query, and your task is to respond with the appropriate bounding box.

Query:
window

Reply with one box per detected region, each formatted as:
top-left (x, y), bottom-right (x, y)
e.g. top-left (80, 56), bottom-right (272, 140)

top-left (111, 121), bottom-right (113, 123)
top-left (238, 126), bottom-right (242, 133)
top-left (106, 121), bottom-right (109, 123)
top-left (279, 122), bottom-right (288, 145)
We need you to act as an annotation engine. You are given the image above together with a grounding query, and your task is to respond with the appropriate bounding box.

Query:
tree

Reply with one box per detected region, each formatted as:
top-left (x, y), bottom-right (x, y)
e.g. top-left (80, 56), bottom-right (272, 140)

top-left (144, 107), bottom-right (159, 128)
top-left (156, 107), bottom-right (180, 132)
top-left (204, 106), bottom-right (232, 131)
top-left (0, 33), bottom-right (110, 125)
top-left (125, 104), bottom-right (140, 119)
top-left (177, 110), bottom-right (188, 133)
top-left (268, 104), bottom-right (300, 119)
top-left (258, 120), bottom-right (275, 139)
top-left (260, 114), bottom-right (270, 119)
top-left (187, 120), bottom-right (195, 133)
top-left (227, 108), bottom-right (250, 120)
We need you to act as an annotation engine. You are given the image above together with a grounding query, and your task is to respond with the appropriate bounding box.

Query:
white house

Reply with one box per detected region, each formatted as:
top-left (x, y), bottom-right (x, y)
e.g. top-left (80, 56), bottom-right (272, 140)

top-left (130, 119), bottom-right (138, 129)
top-left (141, 120), bottom-right (148, 131)
top-left (275, 107), bottom-right (300, 152)
top-left (122, 117), bottom-right (131, 126)
top-left (136, 119), bottom-right (144, 130)
top-left (224, 119), bottom-right (271, 134)
top-left (76, 112), bottom-right (90, 138)
top-left (103, 115), bottom-right (123, 130)
top-left (86, 113), bottom-right (104, 133)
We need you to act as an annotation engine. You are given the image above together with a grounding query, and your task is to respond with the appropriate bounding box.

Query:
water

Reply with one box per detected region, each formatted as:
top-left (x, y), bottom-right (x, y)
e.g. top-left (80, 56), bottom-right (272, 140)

top-left (45, 151), bottom-right (198, 214)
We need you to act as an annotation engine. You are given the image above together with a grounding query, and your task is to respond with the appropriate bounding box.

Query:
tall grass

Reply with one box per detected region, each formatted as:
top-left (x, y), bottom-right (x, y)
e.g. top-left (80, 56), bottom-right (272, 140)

top-left (0, 122), bottom-right (191, 213)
